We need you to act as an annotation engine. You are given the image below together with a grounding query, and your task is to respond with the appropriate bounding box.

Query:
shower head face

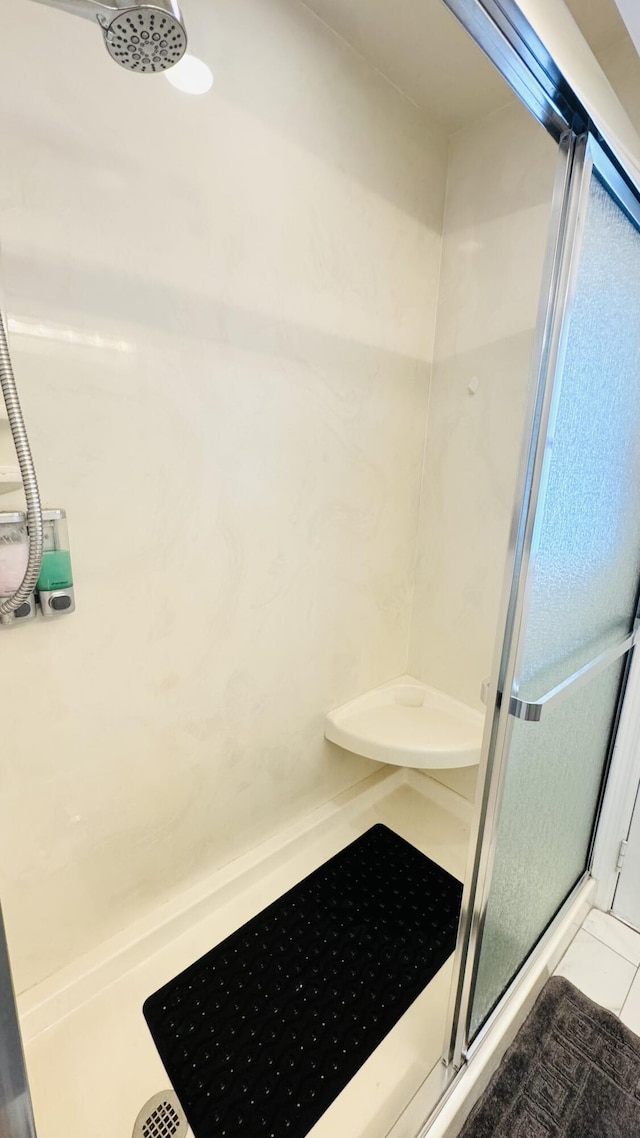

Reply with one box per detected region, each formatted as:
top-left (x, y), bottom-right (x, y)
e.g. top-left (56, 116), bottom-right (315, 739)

top-left (101, 5), bottom-right (187, 73)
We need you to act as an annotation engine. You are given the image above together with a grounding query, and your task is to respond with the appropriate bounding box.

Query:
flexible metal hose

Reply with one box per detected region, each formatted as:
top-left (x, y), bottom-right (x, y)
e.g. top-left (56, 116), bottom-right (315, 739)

top-left (0, 309), bottom-right (43, 618)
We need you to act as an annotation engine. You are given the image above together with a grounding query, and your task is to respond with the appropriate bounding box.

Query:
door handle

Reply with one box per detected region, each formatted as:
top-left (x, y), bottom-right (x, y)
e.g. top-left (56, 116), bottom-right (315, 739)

top-left (508, 630), bottom-right (637, 722)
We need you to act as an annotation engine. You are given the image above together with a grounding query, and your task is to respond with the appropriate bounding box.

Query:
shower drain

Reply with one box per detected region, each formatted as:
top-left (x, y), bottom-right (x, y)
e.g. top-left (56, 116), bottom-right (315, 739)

top-left (133, 1090), bottom-right (189, 1138)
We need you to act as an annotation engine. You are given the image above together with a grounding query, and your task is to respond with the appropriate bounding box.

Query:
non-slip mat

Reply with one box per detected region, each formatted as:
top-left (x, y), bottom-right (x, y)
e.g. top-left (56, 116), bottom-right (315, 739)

top-left (458, 976), bottom-right (640, 1138)
top-left (144, 823), bottom-right (463, 1138)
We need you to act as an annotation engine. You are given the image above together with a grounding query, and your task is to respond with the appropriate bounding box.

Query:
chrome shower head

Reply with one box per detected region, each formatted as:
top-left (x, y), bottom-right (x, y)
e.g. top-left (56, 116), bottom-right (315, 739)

top-left (31, 0), bottom-right (188, 73)
top-left (100, 4), bottom-right (187, 73)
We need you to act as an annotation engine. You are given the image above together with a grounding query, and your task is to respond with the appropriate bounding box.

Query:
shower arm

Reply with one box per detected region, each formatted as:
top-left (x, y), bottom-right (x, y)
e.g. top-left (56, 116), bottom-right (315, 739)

top-left (0, 312), bottom-right (43, 620)
top-left (29, 0), bottom-right (174, 25)
top-left (29, 0), bottom-right (130, 24)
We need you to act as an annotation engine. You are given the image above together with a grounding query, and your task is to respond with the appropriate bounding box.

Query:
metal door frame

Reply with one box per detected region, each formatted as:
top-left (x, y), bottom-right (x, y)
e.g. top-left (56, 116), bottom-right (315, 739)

top-left (611, 774), bottom-right (640, 926)
top-left (384, 0), bottom-right (640, 1132)
top-left (443, 124), bottom-right (640, 1068)
top-left (0, 907), bottom-right (37, 1138)
top-left (591, 649), bottom-right (640, 912)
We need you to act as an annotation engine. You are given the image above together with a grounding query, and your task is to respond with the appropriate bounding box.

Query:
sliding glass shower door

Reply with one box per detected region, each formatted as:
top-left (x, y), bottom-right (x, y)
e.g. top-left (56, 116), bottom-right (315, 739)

top-left (450, 132), bottom-right (640, 1058)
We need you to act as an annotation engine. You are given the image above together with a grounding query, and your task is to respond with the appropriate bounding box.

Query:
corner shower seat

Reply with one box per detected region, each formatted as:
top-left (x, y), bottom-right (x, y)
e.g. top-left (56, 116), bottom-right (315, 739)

top-left (325, 675), bottom-right (484, 769)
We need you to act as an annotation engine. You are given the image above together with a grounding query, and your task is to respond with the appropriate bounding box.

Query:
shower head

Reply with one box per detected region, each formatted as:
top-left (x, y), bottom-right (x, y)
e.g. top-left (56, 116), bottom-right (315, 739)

top-left (100, 2), bottom-right (188, 74)
top-left (31, 0), bottom-right (188, 73)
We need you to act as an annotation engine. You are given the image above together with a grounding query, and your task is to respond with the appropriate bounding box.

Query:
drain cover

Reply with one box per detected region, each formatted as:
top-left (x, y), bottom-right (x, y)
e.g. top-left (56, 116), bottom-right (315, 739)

top-left (133, 1091), bottom-right (188, 1138)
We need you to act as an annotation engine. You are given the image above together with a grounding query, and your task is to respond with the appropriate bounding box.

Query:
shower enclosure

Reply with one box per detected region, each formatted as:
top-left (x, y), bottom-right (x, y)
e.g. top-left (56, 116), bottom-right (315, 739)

top-left (3, 0), bottom-right (640, 1136)
top-left (379, 0), bottom-right (640, 1127)
top-left (447, 126), bottom-right (640, 1067)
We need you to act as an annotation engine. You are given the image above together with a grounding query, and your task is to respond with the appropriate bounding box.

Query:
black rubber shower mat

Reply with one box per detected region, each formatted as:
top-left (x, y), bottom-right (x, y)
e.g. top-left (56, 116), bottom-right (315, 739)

top-left (143, 823), bottom-right (463, 1138)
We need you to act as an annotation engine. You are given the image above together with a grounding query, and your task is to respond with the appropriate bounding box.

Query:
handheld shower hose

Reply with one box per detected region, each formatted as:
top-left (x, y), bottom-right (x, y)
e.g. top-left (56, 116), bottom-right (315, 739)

top-left (0, 0), bottom-right (190, 622)
top-left (0, 312), bottom-right (43, 620)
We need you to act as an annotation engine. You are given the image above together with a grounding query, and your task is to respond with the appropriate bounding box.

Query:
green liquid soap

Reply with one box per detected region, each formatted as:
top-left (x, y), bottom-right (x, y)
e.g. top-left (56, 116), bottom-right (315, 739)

top-left (38, 550), bottom-right (73, 591)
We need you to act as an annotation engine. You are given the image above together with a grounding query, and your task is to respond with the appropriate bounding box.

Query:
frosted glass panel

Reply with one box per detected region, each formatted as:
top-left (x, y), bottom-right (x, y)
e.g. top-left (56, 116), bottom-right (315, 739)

top-left (470, 173), bottom-right (640, 1037)
top-left (471, 660), bottom-right (624, 1034)
top-left (519, 177), bottom-right (640, 697)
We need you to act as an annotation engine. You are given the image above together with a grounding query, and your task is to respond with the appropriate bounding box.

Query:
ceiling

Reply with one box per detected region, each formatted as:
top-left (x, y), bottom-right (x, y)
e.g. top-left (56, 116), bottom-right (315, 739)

top-left (612, 0), bottom-right (640, 56)
top-left (300, 0), bottom-right (512, 133)
top-left (301, 0), bottom-right (634, 135)
top-left (564, 0), bottom-right (630, 57)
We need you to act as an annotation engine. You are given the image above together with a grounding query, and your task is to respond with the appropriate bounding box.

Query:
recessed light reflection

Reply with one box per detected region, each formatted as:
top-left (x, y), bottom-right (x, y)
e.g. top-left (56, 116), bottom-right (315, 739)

top-left (165, 54), bottom-right (213, 95)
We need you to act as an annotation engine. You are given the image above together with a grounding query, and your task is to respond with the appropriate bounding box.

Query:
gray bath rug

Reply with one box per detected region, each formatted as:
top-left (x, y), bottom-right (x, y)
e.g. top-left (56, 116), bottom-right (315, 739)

top-left (458, 975), bottom-right (640, 1138)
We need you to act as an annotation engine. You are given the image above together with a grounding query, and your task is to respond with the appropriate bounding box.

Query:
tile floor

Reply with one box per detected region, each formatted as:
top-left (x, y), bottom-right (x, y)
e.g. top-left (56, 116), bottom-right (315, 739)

top-left (554, 907), bottom-right (640, 1032)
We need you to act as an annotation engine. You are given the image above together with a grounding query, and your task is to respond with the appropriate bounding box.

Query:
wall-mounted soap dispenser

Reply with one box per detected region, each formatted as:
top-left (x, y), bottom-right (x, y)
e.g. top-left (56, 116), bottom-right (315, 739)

top-left (0, 512), bottom-right (36, 625)
top-left (37, 509), bottom-right (75, 617)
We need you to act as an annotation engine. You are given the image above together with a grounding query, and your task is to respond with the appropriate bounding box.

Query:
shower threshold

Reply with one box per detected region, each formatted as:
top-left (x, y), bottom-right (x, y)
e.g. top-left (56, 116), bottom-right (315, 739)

top-left (18, 767), bottom-right (471, 1138)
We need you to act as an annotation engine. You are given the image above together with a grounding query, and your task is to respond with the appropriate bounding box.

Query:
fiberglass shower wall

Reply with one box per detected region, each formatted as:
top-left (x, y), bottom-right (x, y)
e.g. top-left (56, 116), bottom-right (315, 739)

top-left (0, 0), bottom-right (449, 994)
top-left (408, 98), bottom-right (558, 802)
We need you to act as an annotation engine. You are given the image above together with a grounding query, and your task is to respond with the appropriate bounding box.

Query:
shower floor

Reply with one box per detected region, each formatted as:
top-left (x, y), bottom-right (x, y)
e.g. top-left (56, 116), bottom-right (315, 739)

top-left (19, 768), bottom-right (470, 1138)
